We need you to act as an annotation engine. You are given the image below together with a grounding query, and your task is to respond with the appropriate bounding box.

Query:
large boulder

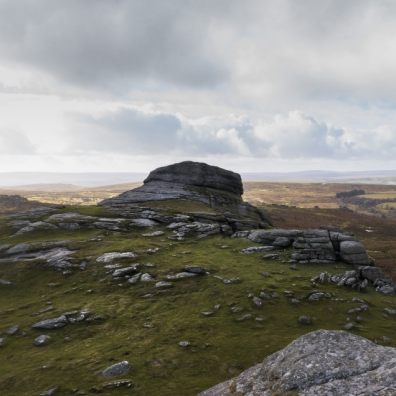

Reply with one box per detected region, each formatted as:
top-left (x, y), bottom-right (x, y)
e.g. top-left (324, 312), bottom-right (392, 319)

top-left (100, 161), bottom-right (271, 230)
top-left (144, 161), bottom-right (243, 196)
top-left (199, 330), bottom-right (396, 395)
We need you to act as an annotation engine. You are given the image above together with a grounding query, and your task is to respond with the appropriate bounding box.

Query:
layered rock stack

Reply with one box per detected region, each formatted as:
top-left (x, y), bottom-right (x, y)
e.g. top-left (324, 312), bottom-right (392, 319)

top-left (100, 161), bottom-right (271, 230)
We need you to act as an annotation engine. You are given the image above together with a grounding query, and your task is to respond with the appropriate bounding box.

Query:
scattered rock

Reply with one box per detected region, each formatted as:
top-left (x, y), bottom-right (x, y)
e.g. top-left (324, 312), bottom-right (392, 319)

top-left (179, 341), bottom-right (191, 348)
top-left (306, 291), bottom-right (331, 301)
top-left (142, 231), bottom-right (164, 237)
top-left (241, 246), bottom-right (274, 254)
top-left (127, 273), bottom-right (142, 284)
top-left (6, 325), bottom-right (19, 335)
top-left (0, 337), bottom-right (6, 347)
top-left (384, 308), bottom-right (396, 316)
top-left (96, 252), bottom-right (137, 263)
top-left (112, 266), bottom-right (139, 278)
top-left (201, 311), bottom-right (214, 317)
top-left (298, 315), bottom-right (313, 325)
top-left (32, 315), bottom-right (68, 330)
top-left (140, 273), bottom-right (154, 282)
top-left (252, 296), bottom-right (264, 308)
top-left (34, 335), bottom-right (51, 346)
top-left (165, 272), bottom-right (198, 280)
top-left (102, 361), bottom-right (130, 378)
top-left (101, 379), bottom-right (133, 390)
top-left (344, 322), bottom-right (356, 330)
top-left (155, 281), bottom-right (173, 289)
top-left (183, 266), bottom-right (208, 275)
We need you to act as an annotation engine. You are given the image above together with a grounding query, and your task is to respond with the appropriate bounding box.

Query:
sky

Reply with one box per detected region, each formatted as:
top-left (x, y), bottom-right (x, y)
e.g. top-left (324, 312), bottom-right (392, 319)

top-left (1, 0), bottom-right (396, 173)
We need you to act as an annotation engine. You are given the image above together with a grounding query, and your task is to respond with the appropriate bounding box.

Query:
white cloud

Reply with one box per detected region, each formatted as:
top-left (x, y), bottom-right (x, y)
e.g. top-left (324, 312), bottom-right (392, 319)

top-left (0, 129), bottom-right (36, 154)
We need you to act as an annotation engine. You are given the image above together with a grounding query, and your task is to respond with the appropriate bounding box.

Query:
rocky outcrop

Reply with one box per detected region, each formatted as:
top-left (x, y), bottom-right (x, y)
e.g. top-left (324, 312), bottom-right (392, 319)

top-left (235, 228), bottom-right (371, 265)
top-left (199, 330), bottom-right (396, 396)
top-left (313, 266), bottom-right (395, 295)
top-left (100, 161), bottom-right (271, 230)
top-left (145, 161), bottom-right (243, 195)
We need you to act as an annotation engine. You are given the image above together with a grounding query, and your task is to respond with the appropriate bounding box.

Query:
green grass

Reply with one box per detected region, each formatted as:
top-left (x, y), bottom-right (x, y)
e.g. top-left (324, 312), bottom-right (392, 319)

top-left (0, 216), bottom-right (395, 395)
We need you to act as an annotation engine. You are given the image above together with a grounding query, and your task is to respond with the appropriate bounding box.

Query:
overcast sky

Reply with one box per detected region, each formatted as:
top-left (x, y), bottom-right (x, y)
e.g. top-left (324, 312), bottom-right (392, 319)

top-left (1, 0), bottom-right (396, 173)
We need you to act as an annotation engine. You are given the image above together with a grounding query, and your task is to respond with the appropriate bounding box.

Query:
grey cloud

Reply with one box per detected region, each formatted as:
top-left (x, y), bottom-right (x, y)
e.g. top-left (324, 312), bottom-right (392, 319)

top-left (0, 0), bottom-right (227, 91)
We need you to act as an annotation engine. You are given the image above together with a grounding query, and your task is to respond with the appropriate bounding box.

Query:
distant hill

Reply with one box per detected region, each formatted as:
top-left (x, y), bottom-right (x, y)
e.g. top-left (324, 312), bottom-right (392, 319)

top-left (1, 170), bottom-right (396, 188)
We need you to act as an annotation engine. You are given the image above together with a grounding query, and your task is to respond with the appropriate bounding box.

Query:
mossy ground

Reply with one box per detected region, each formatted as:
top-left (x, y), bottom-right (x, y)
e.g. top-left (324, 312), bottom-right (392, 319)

top-left (0, 207), bottom-right (395, 395)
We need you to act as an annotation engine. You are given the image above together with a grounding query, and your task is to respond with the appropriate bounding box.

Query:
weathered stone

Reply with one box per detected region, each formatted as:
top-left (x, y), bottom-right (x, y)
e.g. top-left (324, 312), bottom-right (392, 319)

top-left (165, 272), bottom-right (198, 280)
top-left (241, 246), bottom-right (274, 254)
top-left (198, 330), bottom-right (396, 396)
top-left (34, 334), bottom-right (51, 346)
top-left (100, 161), bottom-right (271, 231)
top-left (155, 281), bottom-right (173, 289)
top-left (6, 325), bottom-right (19, 335)
top-left (298, 315), bottom-right (313, 325)
top-left (142, 231), bottom-right (164, 237)
top-left (183, 266), bottom-right (207, 275)
top-left (101, 361), bottom-right (130, 378)
top-left (32, 315), bottom-right (67, 330)
top-left (112, 266), bottom-right (139, 278)
top-left (96, 252), bottom-right (137, 263)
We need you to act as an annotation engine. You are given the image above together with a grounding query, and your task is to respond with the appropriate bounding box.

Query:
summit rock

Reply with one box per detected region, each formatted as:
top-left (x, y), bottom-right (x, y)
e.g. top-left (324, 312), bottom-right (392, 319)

top-left (100, 161), bottom-right (271, 230)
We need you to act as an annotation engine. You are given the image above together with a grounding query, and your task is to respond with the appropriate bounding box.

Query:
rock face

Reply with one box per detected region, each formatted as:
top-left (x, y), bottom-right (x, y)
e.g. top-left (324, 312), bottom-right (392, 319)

top-left (235, 228), bottom-right (371, 265)
top-left (145, 161), bottom-right (243, 195)
top-left (100, 161), bottom-right (270, 230)
top-left (199, 330), bottom-right (396, 396)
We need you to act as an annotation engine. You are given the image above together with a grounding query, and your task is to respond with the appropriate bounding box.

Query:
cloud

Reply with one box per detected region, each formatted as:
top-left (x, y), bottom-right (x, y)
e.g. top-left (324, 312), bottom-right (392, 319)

top-left (0, 0), bottom-right (227, 92)
top-left (72, 106), bottom-right (396, 161)
top-left (0, 130), bottom-right (36, 154)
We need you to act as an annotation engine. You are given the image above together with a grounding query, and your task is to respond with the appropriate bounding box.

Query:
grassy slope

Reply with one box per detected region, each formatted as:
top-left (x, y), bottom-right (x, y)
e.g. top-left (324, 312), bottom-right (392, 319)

top-left (0, 208), bottom-right (395, 395)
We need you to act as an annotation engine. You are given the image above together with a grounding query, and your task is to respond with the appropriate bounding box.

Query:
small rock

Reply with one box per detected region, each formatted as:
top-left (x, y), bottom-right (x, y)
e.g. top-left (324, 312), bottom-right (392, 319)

top-left (140, 273), bottom-right (154, 282)
top-left (102, 379), bottom-right (133, 389)
top-left (155, 281), bottom-right (173, 289)
top-left (112, 266), bottom-right (139, 278)
top-left (142, 231), bottom-right (164, 237)
top-left (6, 325), bottom-right (19, 335)
top-left (183, 266), bottom-right (207, 275)
top-left (252, 296), bottom-right (264, 308)
top-left (236, 313), bottom-right (253, 322)
top-left (96, 252), bottom-right (137, 263)
top-left (165, 272), bottom-right (197, 280)
top-left (344, 322), bottom-right (355, 330)
top-left (102, 361), bottom-right (130, 378)
top-left (0, 337), bottom-right (6, 347)
top-left (241, 246), bottom-right (274, 254)
top-left (0, 279), bottom-right (12, 285)
top-left (127, 273), bottom-right (142, 284)
top-left (222, 277), bottom-right (241, 285)
top-left (34, 334), bottom-right (51, 346)
top-left (298, 315), bottom-right (313, 325)
top-left (32, 315), bottom-right (67, 330)
top-left (384, 308), bottom-right (396, 316)
top-left (179, 341), bottom-right (190, 348)
top-left (201, 311), bottom-right (214, 317)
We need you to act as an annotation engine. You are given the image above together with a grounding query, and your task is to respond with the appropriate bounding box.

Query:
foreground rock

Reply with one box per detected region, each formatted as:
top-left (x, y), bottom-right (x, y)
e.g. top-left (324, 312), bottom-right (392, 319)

top-left (199, 330), bottom-right (396, 395)
top-left (100, 161), bottom-right (271, 231)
